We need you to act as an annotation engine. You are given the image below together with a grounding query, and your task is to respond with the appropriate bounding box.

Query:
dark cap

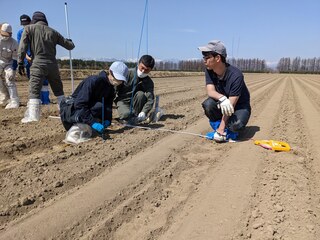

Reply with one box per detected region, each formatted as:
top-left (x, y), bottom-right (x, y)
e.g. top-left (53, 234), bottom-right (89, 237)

top-left (31, 11), bottom-right (48, 25)
top-left (20, 14), bottom-right (31, 26)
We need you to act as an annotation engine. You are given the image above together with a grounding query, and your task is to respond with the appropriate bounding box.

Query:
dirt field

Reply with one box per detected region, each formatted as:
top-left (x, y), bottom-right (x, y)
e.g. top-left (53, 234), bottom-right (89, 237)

top-left (1, 72), bottom-right (320, 240)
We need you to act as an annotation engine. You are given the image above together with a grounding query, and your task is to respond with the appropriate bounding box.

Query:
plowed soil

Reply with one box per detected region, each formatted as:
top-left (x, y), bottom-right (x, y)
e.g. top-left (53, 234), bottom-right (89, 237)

top-left (1, 73), bottom-right (320, 240)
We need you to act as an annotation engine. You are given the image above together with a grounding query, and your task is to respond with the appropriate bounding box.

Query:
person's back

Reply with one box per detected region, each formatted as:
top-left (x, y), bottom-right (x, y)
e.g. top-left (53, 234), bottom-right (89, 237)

top-left (24, 23), bottom-right (74, 63)
top-left (18, 11), bottom-right (75, 124)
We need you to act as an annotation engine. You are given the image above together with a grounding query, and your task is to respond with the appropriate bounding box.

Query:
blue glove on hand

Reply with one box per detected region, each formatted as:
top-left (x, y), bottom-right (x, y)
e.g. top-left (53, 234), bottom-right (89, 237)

top-left (103, 120), bottom-right (111, 128)
top-left (91, 122), bottom-right (104, 133)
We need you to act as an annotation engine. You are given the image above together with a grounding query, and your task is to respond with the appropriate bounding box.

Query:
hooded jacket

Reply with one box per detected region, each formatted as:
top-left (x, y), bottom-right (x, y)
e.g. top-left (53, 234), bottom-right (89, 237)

top-left (18, 21), bottom-right (74, 64)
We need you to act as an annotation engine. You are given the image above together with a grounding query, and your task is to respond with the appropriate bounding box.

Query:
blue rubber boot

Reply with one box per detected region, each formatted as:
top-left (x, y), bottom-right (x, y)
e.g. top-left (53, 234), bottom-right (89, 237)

top-left (40, 80), bottom-right (50, 105)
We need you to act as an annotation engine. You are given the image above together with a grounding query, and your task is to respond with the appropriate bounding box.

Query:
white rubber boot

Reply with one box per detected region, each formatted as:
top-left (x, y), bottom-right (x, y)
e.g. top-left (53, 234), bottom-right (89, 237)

top-left (0, 80), bottom-right (9, 106)
top-left (21, 99), bottom-right (41, 123)
top-left (5, 85), bottom-right (20, 109)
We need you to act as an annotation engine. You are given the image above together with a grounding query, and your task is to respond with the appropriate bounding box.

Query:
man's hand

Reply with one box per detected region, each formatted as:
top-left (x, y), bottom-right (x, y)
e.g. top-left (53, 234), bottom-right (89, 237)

top-left (218, 96), bottom-right (234, 116)
top-left (137, 112), bottom-right (146, 122)
top-left (213, 131), bottom-right (227, 142)
top-left (91, 122), bottom-right (104, 133)
top-left (18, 62), bottom-right (25, 76)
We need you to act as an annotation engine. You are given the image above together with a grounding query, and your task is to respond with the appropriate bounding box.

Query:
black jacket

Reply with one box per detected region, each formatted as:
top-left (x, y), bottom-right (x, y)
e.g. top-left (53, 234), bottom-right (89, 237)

top-left (71, 71), bottom-right (115, 125)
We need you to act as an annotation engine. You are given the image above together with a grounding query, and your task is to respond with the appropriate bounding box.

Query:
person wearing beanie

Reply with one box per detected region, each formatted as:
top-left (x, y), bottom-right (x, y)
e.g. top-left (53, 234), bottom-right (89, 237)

top-left (60, 61), bottom-right (128, 143)
top-left (18, 11), bottom-right (75, 123)
top-left (0, 23), bottom-right (20, 109)
top-left (17, 14), bottom-right (51, 105)
top-left (114, 54), bottom-right (156, 123)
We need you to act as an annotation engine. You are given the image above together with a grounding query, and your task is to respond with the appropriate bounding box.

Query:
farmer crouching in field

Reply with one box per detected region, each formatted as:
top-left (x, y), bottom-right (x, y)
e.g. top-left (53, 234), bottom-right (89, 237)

top-left (60, 61), bottom-right (128, 144)
top-left (198, 40), bottom-right (251, 142)
top-left (114, 55), bottom-right (155, 123)
top-left (18, 11), bottom-right (75, 123)
top-left (0, 23), bottom-right (20, 109)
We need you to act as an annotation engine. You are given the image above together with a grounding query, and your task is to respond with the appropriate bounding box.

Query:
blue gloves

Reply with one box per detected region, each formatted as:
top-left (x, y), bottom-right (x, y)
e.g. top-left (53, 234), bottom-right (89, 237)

top-left (91, 122), bottom-right (104, 133)
top-left (103, 120), bottom-right (111, 128)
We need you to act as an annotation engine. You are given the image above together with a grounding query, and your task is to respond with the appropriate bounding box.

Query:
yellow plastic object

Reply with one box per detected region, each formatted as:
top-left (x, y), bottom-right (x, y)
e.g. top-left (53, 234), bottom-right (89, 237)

top-left (254, 140), bottom-right (290, 152)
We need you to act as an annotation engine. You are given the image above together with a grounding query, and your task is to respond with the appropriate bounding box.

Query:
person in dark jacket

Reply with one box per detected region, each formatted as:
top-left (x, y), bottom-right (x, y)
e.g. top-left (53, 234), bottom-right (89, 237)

top-left (18, 11), bottom-right (75, 123)
top-left (114, 55), bottom-right (155, 123)
top-left (60, 61), bottom-right (128, 138)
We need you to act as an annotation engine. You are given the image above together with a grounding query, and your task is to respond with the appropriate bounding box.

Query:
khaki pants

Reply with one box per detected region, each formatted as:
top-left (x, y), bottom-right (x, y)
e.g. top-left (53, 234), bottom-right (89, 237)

top-left (29, 62), bottom-right (64, 99)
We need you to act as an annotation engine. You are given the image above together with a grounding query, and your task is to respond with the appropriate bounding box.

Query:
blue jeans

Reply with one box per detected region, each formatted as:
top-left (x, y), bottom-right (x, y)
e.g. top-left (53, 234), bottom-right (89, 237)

top-left (202, 97), bottom-right (251, 132)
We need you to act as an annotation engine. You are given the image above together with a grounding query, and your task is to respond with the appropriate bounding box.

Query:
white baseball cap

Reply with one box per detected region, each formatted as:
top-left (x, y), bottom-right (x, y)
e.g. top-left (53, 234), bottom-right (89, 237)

top-left (109, 61), bottom-right (128, 82)
top-left (0, 23), bottom-right (12, 37)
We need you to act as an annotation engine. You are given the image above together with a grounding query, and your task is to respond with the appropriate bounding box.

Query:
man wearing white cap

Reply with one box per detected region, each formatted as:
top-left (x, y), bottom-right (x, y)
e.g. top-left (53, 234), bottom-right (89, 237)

top-left (60, 61), bottom-right (128, 142)
top-left (0, 23), bottom-right (20, 109)
top-left (198, 40), bottom-right (251, 142)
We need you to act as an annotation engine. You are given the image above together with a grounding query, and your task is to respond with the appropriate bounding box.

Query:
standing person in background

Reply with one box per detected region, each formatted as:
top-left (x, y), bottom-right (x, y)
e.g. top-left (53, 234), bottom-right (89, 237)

top-left (18, 11), bottom-right (75, 123)
top-left (0, 23), bottom-right (20, 109)
top-left (114, 54), bottom-right (155, 123)
top-left (17, 14), bottom-right (32, 78)
top-left (17, 14), bottom-right (50, 105)
top-left (198, 40), bottom-right (251, 142)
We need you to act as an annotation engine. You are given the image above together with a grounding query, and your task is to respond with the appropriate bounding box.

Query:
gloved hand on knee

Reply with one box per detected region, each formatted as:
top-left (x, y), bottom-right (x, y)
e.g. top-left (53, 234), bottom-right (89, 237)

top-left (218, 96), bottom-right (234, 116)
top-left (91, 122), bottom-right (104, 133)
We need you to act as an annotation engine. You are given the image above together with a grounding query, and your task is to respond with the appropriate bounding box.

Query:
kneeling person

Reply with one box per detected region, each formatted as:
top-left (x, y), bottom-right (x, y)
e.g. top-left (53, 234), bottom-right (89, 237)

top-left (114, 55), bottom-right (155, 123)
top-left (60, 61), bottom-right (128, 143)
top-left (198, 40), bottom-right (251, 142)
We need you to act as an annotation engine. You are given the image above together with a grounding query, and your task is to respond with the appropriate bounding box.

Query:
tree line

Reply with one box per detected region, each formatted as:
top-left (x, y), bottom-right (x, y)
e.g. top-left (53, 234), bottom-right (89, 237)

top-left (277, 57), bottom-right (320, 73)
top-left (58, 57), bottom-right (320, 73)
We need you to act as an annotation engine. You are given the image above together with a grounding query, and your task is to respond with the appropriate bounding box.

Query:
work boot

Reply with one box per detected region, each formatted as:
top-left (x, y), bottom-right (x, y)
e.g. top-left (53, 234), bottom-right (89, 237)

top-left (21, 99), bottom-right (41, 123)
top-left (5, 98), bottom-right (20, 109)
top-left (0, 80), bottom-right (9, 106)
top-left (5, 85), bottom-right (20, 109)
top-left (40, 85), bottom-right (50, 105)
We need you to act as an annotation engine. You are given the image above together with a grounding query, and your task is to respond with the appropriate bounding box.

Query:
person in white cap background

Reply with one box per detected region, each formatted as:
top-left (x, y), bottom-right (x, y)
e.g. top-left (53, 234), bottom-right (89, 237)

top-left (114, 54), bottom-right (155, 123)
top-left (0, 22), bottom-right (20, 109)
top-left (60, 61), bottom-right (128, 143)
top-left (198, 40), bottom-right (251, 142)
top-left (18, 11), bottom-right (75, 123)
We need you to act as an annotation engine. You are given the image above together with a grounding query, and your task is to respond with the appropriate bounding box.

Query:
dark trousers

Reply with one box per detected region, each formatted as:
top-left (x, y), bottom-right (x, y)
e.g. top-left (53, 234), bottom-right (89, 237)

top-left (202, 97), bottom-right (251, 132)
top-left (116, 91), bottom-right (148, 120)
top-left (60, 97), bottom-right (102, 131)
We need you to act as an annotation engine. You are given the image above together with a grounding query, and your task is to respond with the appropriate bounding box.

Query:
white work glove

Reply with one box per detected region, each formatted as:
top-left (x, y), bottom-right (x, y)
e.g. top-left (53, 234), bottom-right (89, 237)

top-left (218, 96), bottom-right (234, 116)
top-left (213, 131), bottom-right (227, 142)
top-left (137, 112), bottom-right (146, 122)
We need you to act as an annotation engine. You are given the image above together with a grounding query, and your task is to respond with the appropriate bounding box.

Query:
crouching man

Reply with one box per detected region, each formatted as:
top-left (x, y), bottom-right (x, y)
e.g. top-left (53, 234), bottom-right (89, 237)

top-left (198, 40), bottom-right (251, 142)
top-left (60, 61), bottom-right (128, 143)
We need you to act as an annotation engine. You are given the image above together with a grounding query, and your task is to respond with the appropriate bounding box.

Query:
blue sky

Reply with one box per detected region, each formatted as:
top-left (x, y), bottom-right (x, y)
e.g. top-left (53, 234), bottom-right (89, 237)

top-left (1, 0), bottom-right (319, 64)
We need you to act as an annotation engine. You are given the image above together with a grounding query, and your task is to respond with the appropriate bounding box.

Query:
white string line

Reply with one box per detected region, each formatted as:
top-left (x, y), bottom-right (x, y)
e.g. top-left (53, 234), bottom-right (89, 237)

top-left (123, 123), bottom-right (208, 138)
top-left (48, 116), bottom-right (208, 139)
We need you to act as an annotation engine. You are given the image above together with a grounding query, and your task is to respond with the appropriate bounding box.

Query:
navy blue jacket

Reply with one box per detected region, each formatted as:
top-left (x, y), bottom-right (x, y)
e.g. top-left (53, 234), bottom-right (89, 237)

top-left (71, 71), bottom-right (115, 125)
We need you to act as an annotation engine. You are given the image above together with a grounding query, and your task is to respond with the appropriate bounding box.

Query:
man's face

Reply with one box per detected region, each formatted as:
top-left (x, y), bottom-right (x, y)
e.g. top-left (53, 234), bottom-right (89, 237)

top-left (202, 52), bottom-right (218, 70)
top-left (138, 62), bottom-right (152, 74)
top-left (109, 72), bottom-right (124, 86)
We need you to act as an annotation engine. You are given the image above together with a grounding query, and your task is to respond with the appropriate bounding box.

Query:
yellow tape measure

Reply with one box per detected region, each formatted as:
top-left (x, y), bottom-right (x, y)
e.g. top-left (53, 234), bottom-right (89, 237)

top-left (254, 140), bottom-right (290, 152)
